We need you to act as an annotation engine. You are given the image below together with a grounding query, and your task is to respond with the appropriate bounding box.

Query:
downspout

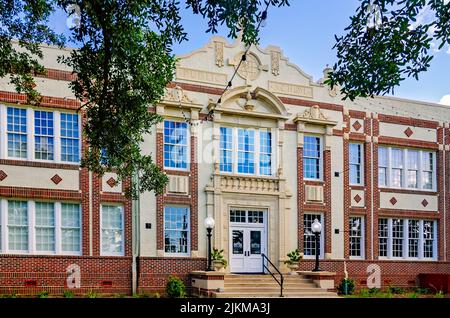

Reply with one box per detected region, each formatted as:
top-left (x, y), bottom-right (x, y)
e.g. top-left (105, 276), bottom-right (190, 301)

top-left (131, 169), bottom-right (140, 295)
top-left (443, 125), bottom-right (446, 261)
top-left (370, 114), bottom-right (374, 260)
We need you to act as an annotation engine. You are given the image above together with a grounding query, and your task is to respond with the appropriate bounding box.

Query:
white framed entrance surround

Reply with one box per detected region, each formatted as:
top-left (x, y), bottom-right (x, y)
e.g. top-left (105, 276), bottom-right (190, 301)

top-left (229, 208), bottom-right (268, 273)
top-left (204, 85), bottom-right (293, 271)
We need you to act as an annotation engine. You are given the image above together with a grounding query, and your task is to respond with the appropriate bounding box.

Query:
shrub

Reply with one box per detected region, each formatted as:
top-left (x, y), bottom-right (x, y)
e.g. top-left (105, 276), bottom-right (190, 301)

top-left (63, 290), bottom-right (74, 298)
top-left (435, 290), bottom-right (444, 298)
top-left (152, 292), bottom-right (161, 298)
top-left (337, 278), bottom-right (355, 295)
top-left (166, 276), bottom-right (186, 298)
top-left (413, 287), bottom-right (430, 294)
top-left (85, 290), bottom-right (98, 298)
top-left (37, 291), bottom-right (49, 298)
top-left (387, 286), bottom-right (405, 294)
top-left (369, 287), bottom-right (380, 295)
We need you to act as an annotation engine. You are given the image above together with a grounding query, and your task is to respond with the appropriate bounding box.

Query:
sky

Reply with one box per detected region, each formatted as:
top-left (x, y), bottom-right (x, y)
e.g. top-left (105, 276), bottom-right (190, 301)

top-left (49, 0), bottom-right (450, 105)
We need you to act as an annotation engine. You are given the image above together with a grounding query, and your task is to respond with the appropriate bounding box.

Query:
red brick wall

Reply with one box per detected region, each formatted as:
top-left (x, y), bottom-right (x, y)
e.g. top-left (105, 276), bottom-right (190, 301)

top-left (0, 255), bottom-right (132, 295)
top-left (137, 257), bottom-right (206, 294)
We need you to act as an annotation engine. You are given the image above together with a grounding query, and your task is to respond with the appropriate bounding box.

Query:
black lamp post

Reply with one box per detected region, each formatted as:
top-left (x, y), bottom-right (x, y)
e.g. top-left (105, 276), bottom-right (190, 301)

top-left (311, 218), bottom-right (322, 272)
top-left (204, 216), bottom-right (215, 271)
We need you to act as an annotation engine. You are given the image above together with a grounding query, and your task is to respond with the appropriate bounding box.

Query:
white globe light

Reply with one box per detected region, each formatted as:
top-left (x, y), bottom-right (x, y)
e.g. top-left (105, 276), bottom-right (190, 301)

top-left (311, 219), bottom-right (322, 234)
top-left (204, 216), bottom-right (215, 229)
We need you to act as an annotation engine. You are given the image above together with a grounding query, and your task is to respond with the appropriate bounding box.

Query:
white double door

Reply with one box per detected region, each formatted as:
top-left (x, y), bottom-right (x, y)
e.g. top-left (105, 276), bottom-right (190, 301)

top-left (229, 211), bottom-right (267, 273)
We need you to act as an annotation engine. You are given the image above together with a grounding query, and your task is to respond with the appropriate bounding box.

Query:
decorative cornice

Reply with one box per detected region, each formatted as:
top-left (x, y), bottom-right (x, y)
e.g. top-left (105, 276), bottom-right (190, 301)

top-left (294, 105), bottom-right (337, 127)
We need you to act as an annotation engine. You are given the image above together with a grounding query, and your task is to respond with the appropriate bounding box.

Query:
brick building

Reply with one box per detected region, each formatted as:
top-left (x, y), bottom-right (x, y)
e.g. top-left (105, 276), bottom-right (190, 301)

top-left (0, 37), bottom-right (449, 296)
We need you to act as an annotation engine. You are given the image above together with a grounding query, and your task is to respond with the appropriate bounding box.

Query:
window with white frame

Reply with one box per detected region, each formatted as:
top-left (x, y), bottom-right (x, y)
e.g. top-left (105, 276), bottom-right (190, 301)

top-left (303, 213), bottom-right (323, 258)
top-left (303, 136), bottom-right (322, 180)
top-left (378, 147), bottom-right (388, 187)
top-left (7, 107), bottom-right (27, 158)
top-left (34, 110), bottom-right (54, 160)
top-left (219, 127), bottom-right (273, 176)
top-left (378, 146), bottom-right (436, 190)
top-left (101, 205), bottom-right (124, 256)
top-left (220, 127), bottom-right (233, 172)
top-left (1, 105), bottom-right (80, 163)
top-left (164, 206), bottom-right (190, 255)
top-left (8, 200), bottom-right (28, 251)
top-left (35, 202), bottom-right (55, 252)
top-left (378, 217), bottom-right (437, 259)
top-left (0, 199), bottom-right (81, 255)
top-left (349, 143), bottom-right (363, 185)
top-left (164, 121), bottom-right (188, 170)
top-left (60, 113), bottom-right (80, 163)
top-left (349, 216), bottom-right (364, 258)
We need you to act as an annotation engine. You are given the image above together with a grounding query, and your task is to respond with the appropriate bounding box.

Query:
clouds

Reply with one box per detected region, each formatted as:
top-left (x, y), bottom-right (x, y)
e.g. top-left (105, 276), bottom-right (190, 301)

top-left (440, 95), bottom-right (450, 106)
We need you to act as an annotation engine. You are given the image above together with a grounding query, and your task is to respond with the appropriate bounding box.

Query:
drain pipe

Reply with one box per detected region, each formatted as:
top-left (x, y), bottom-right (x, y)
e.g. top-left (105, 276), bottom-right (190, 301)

top-left (370, 114), bottom-right (374, 260)
top-left (131, 169), bottom-right (141, 295)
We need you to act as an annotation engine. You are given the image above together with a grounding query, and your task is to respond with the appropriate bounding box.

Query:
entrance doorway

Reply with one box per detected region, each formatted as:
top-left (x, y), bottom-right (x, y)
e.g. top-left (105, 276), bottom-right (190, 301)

top-left (229, 209), bottom-right (267, 273)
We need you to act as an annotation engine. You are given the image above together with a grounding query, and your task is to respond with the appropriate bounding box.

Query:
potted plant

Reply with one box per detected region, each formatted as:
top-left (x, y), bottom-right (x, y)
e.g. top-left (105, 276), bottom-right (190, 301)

top-left (211, 248), bottom-right (228, 271)
top-left (284, 249), bottom-right (303, 274)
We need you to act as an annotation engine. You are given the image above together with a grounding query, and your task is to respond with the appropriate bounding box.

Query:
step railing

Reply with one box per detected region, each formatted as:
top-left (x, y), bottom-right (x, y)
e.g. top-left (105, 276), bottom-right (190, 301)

top-left (261, 253), bottom-right (284, 297)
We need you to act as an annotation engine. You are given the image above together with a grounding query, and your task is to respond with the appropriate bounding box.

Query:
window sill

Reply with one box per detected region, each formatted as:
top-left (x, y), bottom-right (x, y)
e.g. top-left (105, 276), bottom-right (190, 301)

top-left (378, 187), bottom-right (438, 195)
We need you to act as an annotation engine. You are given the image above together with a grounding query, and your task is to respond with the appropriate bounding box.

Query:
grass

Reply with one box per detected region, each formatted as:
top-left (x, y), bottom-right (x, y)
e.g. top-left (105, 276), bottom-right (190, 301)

top-left (345, 287), bottom-right (448, 298)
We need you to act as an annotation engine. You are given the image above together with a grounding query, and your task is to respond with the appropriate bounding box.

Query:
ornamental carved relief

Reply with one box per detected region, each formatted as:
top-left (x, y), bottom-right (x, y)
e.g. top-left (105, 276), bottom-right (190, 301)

top-left (229, 52), bottom-right (267, 81)
top-left (214, 41), bottom-right (224, 67)
top-left (163, 85), bottom-right (194, 104)
top-left (271, 51), bottom-right (280, 76)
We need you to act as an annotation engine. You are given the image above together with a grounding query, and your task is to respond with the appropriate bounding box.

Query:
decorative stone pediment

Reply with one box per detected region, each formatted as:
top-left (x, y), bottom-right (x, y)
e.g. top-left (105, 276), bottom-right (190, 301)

top-left (160, 85), bottom-right (202, 109)
top-left (208, 85), bottom-right (290, 120)
top-left (294, 105), bottom-right (337, 126)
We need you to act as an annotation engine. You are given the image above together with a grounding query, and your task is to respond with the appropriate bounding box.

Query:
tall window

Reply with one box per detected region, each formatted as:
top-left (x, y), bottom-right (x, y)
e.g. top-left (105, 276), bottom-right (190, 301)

top-left (7, 107), bottom-right (27, 158)
top-left (60, 113), bottom-right (80, 162)
top-left (378, 218), bottom-right (388, 257)
top-left (237, 128), bottom-right (255, 174)
top-left (61, 203), bottom-right (81, 253)
top-left (407, 150), bottom-right (419, 188)
top-left (101, 205), bottom-right (124, 256)
top-left (164, 121), bottom-right (188, 169)
top-left (8, 200), bottom-right (28, 251)
top-left (303, 213), bottom-right (323, 258)
top-left (34, 111), bottom-right (54, 160)
top-left (378, 147), bottom-right (436, 190)
top-left (378, 217), bottom-right (436, 259)
top-left (35, 202), bottom-right (55, 252)
top-left (164, 206), bottom-right (190, 255)
top-left (378, 147), bottom-right (388, 186)
top-left (303, 136), bottom-right (321, 180)
top-left (259, 130), bottom-right (272, 176)
top-left (219, 127), bottom-right (273, 176)
top-left (220, 127), bottom-right (233, 172)
top-left (349, 143), bottom-right (363, 185)
top-left (349, 216), bottom-right (364, 258)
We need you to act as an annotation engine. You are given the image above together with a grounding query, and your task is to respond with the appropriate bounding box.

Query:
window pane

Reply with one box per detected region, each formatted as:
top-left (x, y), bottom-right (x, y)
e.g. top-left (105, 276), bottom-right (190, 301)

top-left (349, 217), bottom-right (363, 257)
top-left (378, 218), bottom-right (388, 257)
top-left (391, 149), bottom-right (403, 168)
top-left (303, 214), bottom-right (322, 257)
top-left (164, 121), bottom-right (188, 169)
top-left (303, 136), bottom-right (321, 180)
top-left (164, 206), bottom-right (189, 254)
top-left (101, 205), bottom-right (124, 254)
top-left (378, 147), bottom-right (388, 167)
top-left (230, 210), bottom-right (246, 223)
top-left (408, 220), bottom-right (419, 258)
top-left (259, 131), bottom-right (272, 175)
top-left (7, 107), bottom-right (27, 158)
top-left (237, 129), bottom-right (255, 174)
top-left (423, 221), bottom-right (434, 258)
top-left (60, 113), bottom-right (80, 162)
top-left (8, 200), bottom-right (28, 251)
top-left (378, 167), bottom-right (387, 186)
top-left (392, 219), bottom-right (404, 257)
top-left (35, 202), bottom-right (55, 252)
top-left (220, 127), bottom-right (233, 172)
top-left (34, 111), bottom-right (54, 160)
top-left (61, 203), bottom-right (81, 252)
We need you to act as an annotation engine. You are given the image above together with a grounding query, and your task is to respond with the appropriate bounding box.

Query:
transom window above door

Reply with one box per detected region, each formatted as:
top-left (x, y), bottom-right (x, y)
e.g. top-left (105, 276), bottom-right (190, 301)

top-left (220, 127), bottom-right (273, 176)
top-left (230, 209), bottom-right (264, 224)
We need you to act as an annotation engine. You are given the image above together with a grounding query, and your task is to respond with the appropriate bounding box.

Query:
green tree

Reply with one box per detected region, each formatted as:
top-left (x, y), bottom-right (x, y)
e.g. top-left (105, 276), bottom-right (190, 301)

top-left (326, 0), bottom-right (450, 100)
top-left (0, 0), bottom-right (289, 197)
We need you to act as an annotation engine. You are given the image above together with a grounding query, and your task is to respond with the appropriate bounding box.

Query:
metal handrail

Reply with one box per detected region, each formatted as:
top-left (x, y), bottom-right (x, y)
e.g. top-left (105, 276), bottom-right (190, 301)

top-left (261, 253), bottom-right (284, 297)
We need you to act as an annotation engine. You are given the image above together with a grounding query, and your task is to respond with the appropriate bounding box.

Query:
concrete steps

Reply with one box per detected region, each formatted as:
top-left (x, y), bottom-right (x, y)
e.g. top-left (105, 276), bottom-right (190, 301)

top-left (212, 274), bottom-right (339, 298)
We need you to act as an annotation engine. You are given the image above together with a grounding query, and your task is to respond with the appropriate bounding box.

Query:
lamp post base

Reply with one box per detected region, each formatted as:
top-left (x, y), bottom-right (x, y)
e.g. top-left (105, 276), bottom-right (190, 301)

top-left (311, 268), bottom-right (322, 272)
